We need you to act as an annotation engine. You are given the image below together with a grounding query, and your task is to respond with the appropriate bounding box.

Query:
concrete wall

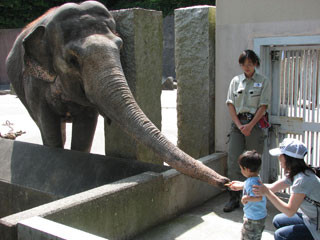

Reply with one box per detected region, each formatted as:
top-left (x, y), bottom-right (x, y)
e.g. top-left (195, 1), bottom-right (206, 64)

top-left (0, 29), bottom-right (21, 88)
top-left (0, 139), bottom-right (168, 218)
top-left (0, 181), bottom-right (57, 219)
top-left (0, 152), bottom-right (227, 240)
top-left (215, 0), bottom-right (320, 151)
top-left (105, 9), bottom-right (163, 165)
top-left (175, 6), bottom-right (216, 159)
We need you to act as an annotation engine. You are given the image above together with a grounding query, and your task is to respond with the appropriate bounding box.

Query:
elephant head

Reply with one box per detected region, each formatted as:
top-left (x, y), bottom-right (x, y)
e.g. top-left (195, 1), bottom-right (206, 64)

top-left (7, 1), bottom-right (229, 188)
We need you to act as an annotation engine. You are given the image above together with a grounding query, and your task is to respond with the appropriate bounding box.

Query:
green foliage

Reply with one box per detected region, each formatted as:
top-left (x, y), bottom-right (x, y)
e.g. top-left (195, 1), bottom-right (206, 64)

top-left (0, 0), bottom-right (215, 28)
top-left (0, 0), bottom-right (83, 28)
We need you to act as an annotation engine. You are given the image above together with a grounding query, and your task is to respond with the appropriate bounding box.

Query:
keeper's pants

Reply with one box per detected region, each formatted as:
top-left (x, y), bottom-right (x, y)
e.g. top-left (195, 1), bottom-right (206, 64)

top-left (227, 121), bottom-right (265, 181)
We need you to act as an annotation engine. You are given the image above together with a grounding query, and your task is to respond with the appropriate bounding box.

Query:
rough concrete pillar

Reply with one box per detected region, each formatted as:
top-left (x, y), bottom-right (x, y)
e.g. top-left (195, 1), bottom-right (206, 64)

top-left (105, 9), bottom-right (163, 164)
top-left (175, 6), bottom-right (216, 159)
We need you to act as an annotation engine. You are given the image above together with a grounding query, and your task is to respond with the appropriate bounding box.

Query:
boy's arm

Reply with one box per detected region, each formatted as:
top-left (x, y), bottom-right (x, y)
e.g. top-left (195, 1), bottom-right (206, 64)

top-left (228, 181), bottom-right (244, 191)
top-left (241, 195), bottom-right (263, 204)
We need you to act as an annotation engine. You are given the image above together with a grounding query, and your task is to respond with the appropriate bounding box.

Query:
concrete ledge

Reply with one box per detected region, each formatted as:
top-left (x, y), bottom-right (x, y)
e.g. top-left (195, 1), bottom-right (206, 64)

top-left (0, 89), bottom-right (10, 94)
top-left (0, 152), bottom-right (227, 240)
top-left (0, 139), bottom-right (168, 198)
top-left (18, 216), bottom-right (108, 240)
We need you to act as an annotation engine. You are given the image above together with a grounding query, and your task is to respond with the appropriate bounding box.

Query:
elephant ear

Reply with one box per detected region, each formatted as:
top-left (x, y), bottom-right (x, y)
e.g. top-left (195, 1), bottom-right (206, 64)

top-left (22, 25), bottom-right (56, 82)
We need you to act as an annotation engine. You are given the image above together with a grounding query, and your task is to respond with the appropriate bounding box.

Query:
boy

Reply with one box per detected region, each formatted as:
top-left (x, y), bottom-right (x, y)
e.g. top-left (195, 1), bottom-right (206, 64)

top-left (236, 150), bottom-right (267, 240)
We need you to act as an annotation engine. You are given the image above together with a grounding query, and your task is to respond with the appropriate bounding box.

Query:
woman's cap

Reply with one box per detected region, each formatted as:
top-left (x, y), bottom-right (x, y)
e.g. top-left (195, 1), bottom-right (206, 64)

top-left (269, 138), bottom-right (307, 159)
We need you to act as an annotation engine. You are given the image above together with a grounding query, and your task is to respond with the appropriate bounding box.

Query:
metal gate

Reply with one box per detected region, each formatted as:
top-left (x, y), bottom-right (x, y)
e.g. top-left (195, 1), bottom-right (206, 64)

top-left (266, 46), bottom-right (320, 180)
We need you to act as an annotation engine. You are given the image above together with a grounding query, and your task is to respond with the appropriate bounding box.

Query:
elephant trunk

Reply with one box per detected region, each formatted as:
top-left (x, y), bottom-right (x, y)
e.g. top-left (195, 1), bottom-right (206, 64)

top-left (82, 37), bottom-right (229, 188)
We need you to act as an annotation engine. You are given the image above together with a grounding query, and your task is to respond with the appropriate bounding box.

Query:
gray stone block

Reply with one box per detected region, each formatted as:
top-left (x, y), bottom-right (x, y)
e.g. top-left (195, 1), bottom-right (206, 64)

top-left (175, 6), bottom-right (216, 159)
top-left (0, 139), bottom-right (168, 218)
top-left (105, 9), bottom-right (163, 165)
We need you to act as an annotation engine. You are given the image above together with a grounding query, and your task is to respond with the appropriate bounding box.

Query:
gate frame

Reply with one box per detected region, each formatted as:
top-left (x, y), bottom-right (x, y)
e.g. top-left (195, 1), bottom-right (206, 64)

top-left (253, 35), bottom-right (320, 183)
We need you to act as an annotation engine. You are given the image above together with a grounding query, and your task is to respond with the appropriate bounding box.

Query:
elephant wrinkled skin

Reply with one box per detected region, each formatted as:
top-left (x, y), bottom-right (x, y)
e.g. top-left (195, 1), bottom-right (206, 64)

top-left (6, 1), bottom-right (229, 188)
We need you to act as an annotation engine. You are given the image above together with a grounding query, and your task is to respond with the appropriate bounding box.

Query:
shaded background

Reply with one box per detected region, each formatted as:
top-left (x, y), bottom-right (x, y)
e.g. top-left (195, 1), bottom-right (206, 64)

top-left (0, 0), bottom-right (216, 28)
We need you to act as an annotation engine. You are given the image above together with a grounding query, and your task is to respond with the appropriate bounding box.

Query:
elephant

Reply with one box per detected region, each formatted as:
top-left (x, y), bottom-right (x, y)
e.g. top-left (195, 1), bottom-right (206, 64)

top-left (6, 1), bottom-right (229, 188)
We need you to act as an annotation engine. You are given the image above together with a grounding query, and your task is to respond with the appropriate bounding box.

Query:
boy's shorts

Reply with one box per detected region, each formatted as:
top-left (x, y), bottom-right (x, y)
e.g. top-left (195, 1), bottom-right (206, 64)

top-left (241, 217), bottom-right (266, 240)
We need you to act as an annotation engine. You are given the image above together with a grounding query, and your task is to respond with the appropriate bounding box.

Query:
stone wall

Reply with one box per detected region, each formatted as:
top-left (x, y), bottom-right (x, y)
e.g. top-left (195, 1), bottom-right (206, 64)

top-left (105, 9), bottom-right (163, 165)
top-left (0, 139), bottom-right (168, 218)
top-left (175, 6), bottom-right (216, 159)
top-left (0, 29), bottom-right (21, 89)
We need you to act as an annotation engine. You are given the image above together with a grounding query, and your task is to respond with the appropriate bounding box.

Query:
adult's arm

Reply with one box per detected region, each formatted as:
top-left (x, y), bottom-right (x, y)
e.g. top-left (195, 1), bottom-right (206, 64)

top-left (242, 74), bottom-right (271, 136)
top-left (229, 179), bottom-right (288, 192)
top-left (227, 103), bottom-right (242, 129)
top-left (253, 181), bottom-right (305, 217)
top-left (268, 179), bottom-right (290, 193)
top-left (240, 105), bottom-right (267, 136)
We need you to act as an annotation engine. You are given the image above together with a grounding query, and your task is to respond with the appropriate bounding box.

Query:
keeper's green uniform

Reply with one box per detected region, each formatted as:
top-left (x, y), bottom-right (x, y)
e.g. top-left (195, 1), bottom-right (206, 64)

top-left (226, 72), bottom-right (271, 181)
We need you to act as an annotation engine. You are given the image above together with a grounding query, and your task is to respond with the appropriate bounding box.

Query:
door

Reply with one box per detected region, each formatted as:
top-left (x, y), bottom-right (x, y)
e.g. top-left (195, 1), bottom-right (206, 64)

top-left (265, 46), bottom-right (320, 181)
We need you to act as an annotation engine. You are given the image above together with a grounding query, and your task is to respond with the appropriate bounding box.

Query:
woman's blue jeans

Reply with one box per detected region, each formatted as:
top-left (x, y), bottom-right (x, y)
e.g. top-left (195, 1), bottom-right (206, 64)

top-left (273, 213), bottom-right (314, 240)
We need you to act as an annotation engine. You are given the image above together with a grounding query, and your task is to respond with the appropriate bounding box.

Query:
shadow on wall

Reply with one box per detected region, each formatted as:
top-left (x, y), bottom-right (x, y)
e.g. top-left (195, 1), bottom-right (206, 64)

top-left (163, 15), bottom-right (175, 80)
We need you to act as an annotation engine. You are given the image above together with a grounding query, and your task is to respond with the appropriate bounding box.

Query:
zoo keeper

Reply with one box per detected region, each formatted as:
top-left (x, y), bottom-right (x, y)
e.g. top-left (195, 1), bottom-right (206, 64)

top-left (224, 49), bottom-right (271, 213)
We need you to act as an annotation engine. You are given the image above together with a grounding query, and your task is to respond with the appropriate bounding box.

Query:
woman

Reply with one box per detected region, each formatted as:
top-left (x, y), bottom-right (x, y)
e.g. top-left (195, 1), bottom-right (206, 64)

top-left (231, 138), bottom-right (320, 240)
top-left (224, 49), bottom-right (271, 212)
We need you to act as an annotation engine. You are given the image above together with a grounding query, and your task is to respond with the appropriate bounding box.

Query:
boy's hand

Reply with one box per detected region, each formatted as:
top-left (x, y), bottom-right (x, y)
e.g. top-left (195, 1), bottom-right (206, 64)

top-left (227, 181), bottom-right (244, 191)
top-left (241, 195), bottom-right (249, 205)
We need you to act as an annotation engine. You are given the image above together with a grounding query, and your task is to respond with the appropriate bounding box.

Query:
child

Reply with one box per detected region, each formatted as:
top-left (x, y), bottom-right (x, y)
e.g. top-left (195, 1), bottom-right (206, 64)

top-left (236, 150), bottom-right (267, 240)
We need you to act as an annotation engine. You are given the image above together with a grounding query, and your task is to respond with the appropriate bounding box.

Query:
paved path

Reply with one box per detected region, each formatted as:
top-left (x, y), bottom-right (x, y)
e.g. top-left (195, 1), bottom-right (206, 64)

top-left (135, 191), bottom-right (278, 240)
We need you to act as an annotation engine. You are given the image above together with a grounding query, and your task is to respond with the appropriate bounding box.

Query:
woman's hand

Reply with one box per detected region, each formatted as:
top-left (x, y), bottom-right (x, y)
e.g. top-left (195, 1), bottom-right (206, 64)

top-left (253, 181), bottom-right (305, 217)
top-left (240, 124), bottom-right (253, 136)
top-left (227, 181), bottom-right (244, 191)
top-left (253, 180), bottom-right (269, 196)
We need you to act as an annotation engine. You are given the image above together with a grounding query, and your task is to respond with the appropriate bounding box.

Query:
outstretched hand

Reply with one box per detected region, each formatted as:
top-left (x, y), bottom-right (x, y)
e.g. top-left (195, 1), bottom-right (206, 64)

top-left (226, 181), bottom-right (244, 191)
top-left (252, 180), bottom-right (269, 196)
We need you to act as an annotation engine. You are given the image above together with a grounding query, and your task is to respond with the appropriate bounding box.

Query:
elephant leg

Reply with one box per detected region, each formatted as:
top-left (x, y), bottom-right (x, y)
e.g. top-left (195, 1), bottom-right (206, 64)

top-left (37, 108), bottom-right (64, 148)
top-left (71, 108), bottom-right (98, 152)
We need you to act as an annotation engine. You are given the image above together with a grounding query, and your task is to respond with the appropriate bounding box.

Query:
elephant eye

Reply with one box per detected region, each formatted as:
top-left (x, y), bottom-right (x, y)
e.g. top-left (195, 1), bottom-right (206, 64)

top-left (68, 55), bottom-right (80, 69)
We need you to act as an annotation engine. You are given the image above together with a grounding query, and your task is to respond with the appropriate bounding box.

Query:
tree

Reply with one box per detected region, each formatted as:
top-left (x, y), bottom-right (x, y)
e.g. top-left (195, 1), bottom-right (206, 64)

top-left (0, 0), bottom-right (215, 28)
